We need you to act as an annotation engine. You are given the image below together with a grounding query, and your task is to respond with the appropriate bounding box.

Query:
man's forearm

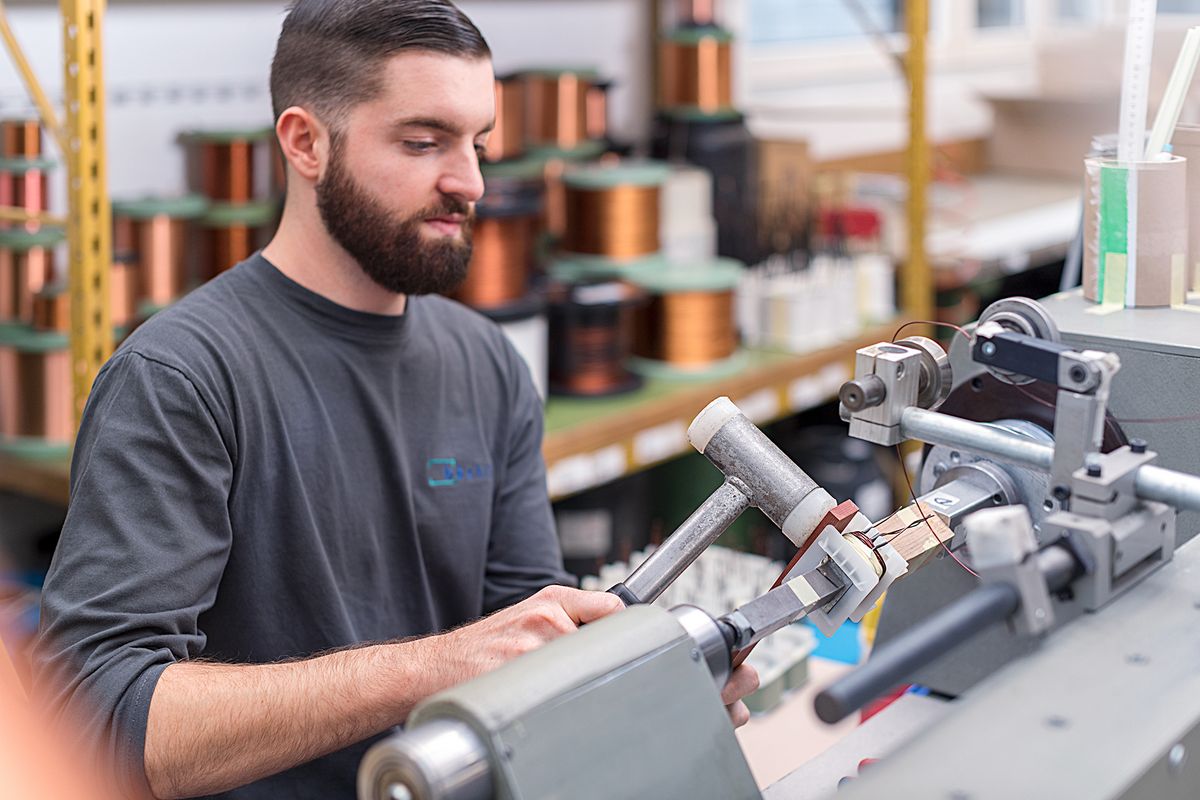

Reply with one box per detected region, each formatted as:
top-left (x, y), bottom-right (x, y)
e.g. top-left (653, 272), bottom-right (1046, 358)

top-left (144, 637), bottom-right (444, 799)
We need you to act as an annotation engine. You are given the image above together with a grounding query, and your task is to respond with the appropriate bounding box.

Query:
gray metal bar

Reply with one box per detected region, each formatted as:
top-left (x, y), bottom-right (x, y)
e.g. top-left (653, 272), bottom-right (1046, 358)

top-left (902, 408), bottom-right (1200, 515)
top-left (1136, 464), bottom-right (1200, 515)
top-left (900, 407), bottom-right (1054, 471)
top-left (617, 480), bottom-right (751, 605)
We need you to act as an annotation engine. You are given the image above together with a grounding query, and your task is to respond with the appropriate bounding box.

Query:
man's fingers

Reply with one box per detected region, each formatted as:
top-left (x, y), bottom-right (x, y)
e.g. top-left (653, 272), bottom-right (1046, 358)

top-left (721, 664), bottom-right (760, 706)
top-left (555, 587), bottom-right (626, 626)
top-left (727, 700), bottom-right (751, 728)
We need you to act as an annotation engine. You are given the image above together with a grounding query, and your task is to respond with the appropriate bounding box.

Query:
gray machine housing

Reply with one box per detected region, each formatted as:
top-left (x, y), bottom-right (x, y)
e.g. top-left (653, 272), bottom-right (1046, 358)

top-left (875, 290), bottom-right (1200, 695)
top-left (401, 604), bottom-right (759, 800)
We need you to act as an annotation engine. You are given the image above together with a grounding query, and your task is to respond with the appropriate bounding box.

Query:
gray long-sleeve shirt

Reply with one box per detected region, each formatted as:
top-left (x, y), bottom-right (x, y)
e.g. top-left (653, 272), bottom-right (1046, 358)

top-left (34, 254), bottom-right (569, 798)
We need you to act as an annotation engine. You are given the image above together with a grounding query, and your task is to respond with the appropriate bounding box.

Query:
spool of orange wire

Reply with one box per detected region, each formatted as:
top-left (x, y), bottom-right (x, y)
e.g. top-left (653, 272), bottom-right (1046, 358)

top-left (659, 27), bottom-right (734, 115)
top-left (0, 228), bottom-right (62, 325)
top-left (113, 196), bottom-right (209, 309)
top-left (1, 118), bottom-right (42, 159)
top-left (110, 255), bottom-right (139, 330)
top-left (561, 162), bottom-right (669, 260)
top-left (0, 325), bottom-right (72, 453)
top-left (31, 284), bottom-right (68, 333)
top-left (626, 257), bottom-right (743, 373)
top-left (0, 158), bottom-right (54, 232)
top-left (454, 159), bottom-right (544, 310)
top-left (547, 279), bottom-right (644, 397)
top-left (182, 128), bottom-right (275, 204)
top-left (523, 68), bottom-right (606, 155)
top-left (486, 74), bottom-right (526, 163)
top-left (677, 0), bottom-right (717, 26)
top-left (198, 200), bottom-right (279, 282)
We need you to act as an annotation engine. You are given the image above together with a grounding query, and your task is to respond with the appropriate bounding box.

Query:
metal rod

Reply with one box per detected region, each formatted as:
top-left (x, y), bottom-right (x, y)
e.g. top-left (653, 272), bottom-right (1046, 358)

top-left (901, 408), bottom-right (1054, 471)
top-left (1135, 464), bottom-right (1200, 515)
top-left (613, 480), bottom-right (750, 605)
top-left (902, 408), bottom-right (1200, 515)
top-left (814, 582), bottom-right (1020, 725)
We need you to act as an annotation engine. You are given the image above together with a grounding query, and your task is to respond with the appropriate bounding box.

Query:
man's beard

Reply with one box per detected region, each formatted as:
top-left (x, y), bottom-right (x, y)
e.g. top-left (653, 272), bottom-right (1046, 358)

top-left (315, 149), bottom-right (474, 296)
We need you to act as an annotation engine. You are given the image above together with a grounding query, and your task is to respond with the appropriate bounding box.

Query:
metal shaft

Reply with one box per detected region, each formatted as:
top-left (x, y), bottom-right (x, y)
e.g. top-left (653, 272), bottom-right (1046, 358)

top-left (901, 407), bottom-right (1200, 514)
top-left (720, 564), bottom-right (845, 651)
top-left (814, 545), bottom-right (1080, 725)
top-left (612, 480), bottom-right (750, 605)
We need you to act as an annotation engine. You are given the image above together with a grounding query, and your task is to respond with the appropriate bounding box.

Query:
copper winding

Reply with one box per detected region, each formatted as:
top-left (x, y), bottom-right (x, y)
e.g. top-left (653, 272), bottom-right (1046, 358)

top-left (659, 38), bottom-right (732, 112)
top-left (677, 0), bottom-right (716, 25)
top-left (204, 225), bottom-right (257, 282)
top-left (1, 119), bottom-right (42, 159)
top-left (110, 257), bottom-right (139, 328)
top-left (524, 72), bottom-right (591, 150)
top-left (0, 348), bottom-right (72, 442)
top-left (113, 214), bottom-right (191, 307)
top-left (585, 83), bottom-right (610, 142)
top-left (555, 323), bottom-right (633, 395)
top-left (455, 216), bottom-right (535, 309)
top-left (0, 247), bottom-right (53, 324)
top-left (542, 159), bottom-right (567, 239)
top-left (194, 141), bottom-right (256, 203)
top-left (31, 288), bottom-right (68, 333)
top-left (633, 290), bottom-right (736, 366)
top-left (548, 283), bottom-right (641, 396)
top-left (486, 77), bottom-right (525, 162)
top-left (0, 171), bottom-right (49, 232)
top-left (563, 184), bottom-right (660, 258)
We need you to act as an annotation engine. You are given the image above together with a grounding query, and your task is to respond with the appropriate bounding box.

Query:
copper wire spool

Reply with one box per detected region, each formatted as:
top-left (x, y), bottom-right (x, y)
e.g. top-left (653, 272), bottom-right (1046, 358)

top-left (0, 345), bottom-right (72, 443)
top-left (110, 256), bottom-right (139, 328)
top-left (456, 216), bottom-right (536, 309)
top-left (206, 225), bottom-right (255, 280)
top-left (585, 82), bottom-right (611, 142)
top-left (677, 0), bottom-right (716, 26)
top-left (563, 183), bottom-right (662, 259)
top-left (0, 165), bottom-right (50, 232)
top-left (633, 290), bottom-right (737, 366)
top-left (486, 75), bottom-right (525, 162)
top-left (548, 281), bottom-right (643, 397)
top-left (113, 196), bottom-right (208, 307)
top-left (1, 119), bottom-right (42, 159)
top-left (183, 131), bottom-right (273, 203)
top-left (523, 70), bottom-right (593, 151)
top-left (31, 286), bottom-right (69, 333)
top-left (0, 236), bottom-right (57, 324)
top-left (659, 30), bottom-right (733, 113)
top-left (197, 200), bottom-right (276, 282)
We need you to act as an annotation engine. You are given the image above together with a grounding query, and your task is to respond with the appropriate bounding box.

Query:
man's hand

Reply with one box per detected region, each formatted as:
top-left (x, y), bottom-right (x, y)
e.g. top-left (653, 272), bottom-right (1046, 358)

top-left (722, 664), bottom-right (760, 728)
top-left (431, 585), bottom-right (625, 682)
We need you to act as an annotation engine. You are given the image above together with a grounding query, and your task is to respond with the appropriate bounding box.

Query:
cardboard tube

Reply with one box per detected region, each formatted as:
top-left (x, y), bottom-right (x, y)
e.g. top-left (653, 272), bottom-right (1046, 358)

top-left (1089, 154), bottom-right (1187, 308)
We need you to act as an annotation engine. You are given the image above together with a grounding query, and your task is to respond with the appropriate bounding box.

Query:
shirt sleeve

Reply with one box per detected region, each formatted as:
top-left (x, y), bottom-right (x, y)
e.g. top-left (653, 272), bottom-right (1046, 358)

top-left (33, 350), bottom-right (235, 796)
top-left (482, 342), bottom-right (575, 613)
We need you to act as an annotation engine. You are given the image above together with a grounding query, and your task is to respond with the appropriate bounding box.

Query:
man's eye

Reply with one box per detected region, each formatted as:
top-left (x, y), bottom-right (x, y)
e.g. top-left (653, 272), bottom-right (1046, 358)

top-left (474, 143), bottom-right (488, 157)
top-left (405, 141), bottom-right (437, 153)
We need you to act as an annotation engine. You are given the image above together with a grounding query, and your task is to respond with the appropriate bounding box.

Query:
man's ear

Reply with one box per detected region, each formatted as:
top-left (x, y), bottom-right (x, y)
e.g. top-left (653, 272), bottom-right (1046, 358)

top-left (276, 106), bottom-right (330, 183)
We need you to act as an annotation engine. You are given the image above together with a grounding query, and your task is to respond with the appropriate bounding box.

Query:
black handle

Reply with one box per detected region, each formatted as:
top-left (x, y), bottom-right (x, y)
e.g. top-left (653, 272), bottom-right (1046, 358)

top-left (814, 581), bottom-right (1020, 724)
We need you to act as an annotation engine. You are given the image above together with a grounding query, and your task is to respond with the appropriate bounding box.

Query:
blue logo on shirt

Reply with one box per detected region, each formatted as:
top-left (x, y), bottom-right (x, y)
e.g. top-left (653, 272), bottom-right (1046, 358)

top-left (427, 458), bottom-right (493, 487)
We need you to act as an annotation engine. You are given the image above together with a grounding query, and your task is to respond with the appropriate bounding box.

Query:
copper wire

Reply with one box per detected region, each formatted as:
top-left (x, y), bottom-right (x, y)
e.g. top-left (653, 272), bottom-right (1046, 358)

top-left (6, 348), bottom-right (72, 441)
top-left (633, 290), bottom-right (736, 366)
top-left (142, 215), bottom-right (189, 306)
top-left (524, 72), bottom-right (590, 150)
top-left (194, 141), bottom-right (256, 203)
top-left (205, 225), bottom-right (257, 282)
top-left (563, 184), bottom-right (661, 258)
top-left (678, 0), bottom-right (716, 25)
top-left (659, 38), bottom-right (732, 112)
top-left (542, 159), bottom-right (568, 239)
top-left (0, 247), bottom-right (52, 324)
top-left (31, 287), bottom-right (68, 333)
top-left (585, 83), bottom-right (609, 142)
top-left (1, 119), bottom-right (41, 159)
top-left (455, 216), bottom-right (534, 309)
top-left (110, 257), bottom-right (139, 328)
top-left (0, 170), bottom-right (49, 232)
top-left (549, 283), bottom-right (641, 396)
top-left (557, 324), bottom-right (632, 394)
top-left (486, 76), bottom-right (525, 162)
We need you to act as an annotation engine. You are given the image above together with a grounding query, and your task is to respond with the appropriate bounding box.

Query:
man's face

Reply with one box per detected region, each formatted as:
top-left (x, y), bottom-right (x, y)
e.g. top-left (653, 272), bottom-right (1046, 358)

top-left (315, 51), bottom-right (494, 296)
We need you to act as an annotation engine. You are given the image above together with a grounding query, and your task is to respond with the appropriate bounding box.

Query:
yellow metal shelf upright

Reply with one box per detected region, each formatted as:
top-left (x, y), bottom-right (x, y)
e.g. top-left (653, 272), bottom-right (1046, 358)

top-left (61, 0), bottom-right (113, 426)
top-left (0, 0), bottom-right (112, 430)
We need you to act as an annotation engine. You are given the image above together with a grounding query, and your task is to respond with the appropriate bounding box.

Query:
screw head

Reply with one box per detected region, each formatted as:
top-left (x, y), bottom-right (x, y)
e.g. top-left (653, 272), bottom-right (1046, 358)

top-left (690, 648), bottom-right (702, 662)
top-left (1069, 365), bottom-right (1087, 383)
top-left (1052, 485), bottom-right (1071, 502)
top-left (1130, 438), bottom-right (1148, 454)
top-left (981, 341), bottom-right (997, 357)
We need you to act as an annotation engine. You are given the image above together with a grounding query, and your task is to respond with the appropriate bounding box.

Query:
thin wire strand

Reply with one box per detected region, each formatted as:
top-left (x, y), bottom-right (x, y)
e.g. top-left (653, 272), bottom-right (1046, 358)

top-left (894, 444), bottom-right (978, 578)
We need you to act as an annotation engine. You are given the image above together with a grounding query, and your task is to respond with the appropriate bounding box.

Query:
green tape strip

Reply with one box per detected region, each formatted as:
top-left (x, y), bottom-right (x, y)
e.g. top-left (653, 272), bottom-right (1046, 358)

top-left (1098, 164), bottom-right (1129, 305)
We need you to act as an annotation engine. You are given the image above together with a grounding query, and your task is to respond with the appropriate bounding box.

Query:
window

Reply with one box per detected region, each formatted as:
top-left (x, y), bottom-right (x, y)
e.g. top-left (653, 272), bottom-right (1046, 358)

top-left (977, 0), bottom-right (1024, 28)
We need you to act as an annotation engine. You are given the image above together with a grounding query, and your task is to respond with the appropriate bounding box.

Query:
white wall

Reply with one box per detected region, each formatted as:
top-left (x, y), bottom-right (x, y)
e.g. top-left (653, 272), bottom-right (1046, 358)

top-left (0, 1), bottom-right (651, 202)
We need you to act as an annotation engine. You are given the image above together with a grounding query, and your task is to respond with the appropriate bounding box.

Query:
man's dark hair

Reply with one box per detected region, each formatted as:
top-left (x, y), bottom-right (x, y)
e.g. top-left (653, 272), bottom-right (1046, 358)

top-left (270, 0), bottom-right (491, 125)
